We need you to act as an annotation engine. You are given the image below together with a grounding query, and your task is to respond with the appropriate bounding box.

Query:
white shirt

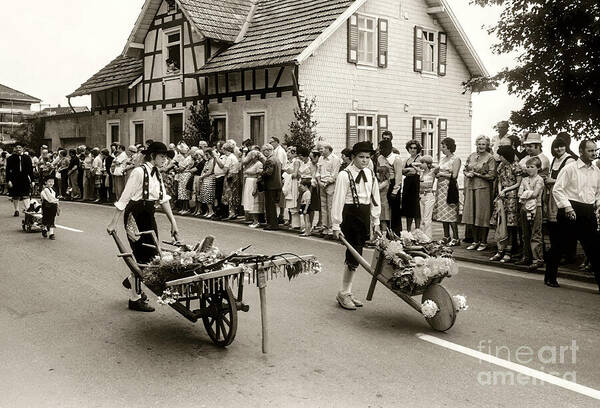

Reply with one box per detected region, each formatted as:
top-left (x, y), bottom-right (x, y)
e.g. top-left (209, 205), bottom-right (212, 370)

top-left (553, 159), bottom-right (600, 210)
top-left (114, 163), bottom-right (171, 211)
top-left (214, 154), bottom-right (227, 177)
top-left (92, 155), bottom-right (103, 175)
top-left (113, 151), bottom-right (128, 176)
top-left (273, 145), bottom-right (288, 168)
top-left (331, 164), bottom-right (381, 231)
top-left (224, 153), bottom-right (239, 173)
top-left (317, 153), bottom-right (342, 185)
top-left (41, 187), bottom-right (59, 204)
top-left (519, 153), bottom-right (550, 173)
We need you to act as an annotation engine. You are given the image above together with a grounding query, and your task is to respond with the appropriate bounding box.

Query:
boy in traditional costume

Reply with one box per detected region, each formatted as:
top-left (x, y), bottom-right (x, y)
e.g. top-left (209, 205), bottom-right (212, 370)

top-left (332, 142), bottom-right (381, 310)
top-left (107, 142), bottom-right (179, 312)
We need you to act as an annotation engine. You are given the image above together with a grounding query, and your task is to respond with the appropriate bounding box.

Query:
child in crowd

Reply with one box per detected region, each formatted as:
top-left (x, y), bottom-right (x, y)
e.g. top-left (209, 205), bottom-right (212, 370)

top-left (518, 157), bottom-right (544, 270)
top-left (376, 165), bottom-right (391, 234)
top-left (40, 177), bottom-right (60, 240)
top-left (298, 178), bottom-right (313, 237)
top-left (418, 155), bottom-right (436, 239)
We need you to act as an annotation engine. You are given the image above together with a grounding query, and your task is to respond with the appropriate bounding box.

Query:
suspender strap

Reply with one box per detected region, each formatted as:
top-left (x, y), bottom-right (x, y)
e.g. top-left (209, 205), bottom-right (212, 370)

top-left (345, 169), bottom-right (360, 206)
top-left (142, 166), bottom-right (164, 202)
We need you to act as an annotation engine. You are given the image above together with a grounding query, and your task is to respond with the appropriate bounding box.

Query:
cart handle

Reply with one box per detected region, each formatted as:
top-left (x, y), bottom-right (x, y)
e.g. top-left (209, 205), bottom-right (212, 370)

top-left (340, 237), bottom-right (374, 274)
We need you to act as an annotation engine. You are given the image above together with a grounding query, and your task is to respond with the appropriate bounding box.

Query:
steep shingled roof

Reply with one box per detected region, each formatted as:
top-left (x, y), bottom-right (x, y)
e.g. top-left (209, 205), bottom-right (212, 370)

top-left (197, 0), bottom-right (356, 74)
top-left (178, 0), bottom-right (254, 42)
top-left (68, 56), bottom-right (143, 97)
top-left (0, 84), bottom-right (41, 104)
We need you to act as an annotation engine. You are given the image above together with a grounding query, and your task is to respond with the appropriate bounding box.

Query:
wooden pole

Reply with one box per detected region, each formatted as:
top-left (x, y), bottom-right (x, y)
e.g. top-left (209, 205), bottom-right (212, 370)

top-left (257, 269), bottom-right (269, 354)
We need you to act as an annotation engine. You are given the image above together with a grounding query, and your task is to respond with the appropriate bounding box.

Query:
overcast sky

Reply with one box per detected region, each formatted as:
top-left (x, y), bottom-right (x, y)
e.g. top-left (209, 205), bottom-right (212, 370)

top-left (0, 0), bottom-right (521, 139)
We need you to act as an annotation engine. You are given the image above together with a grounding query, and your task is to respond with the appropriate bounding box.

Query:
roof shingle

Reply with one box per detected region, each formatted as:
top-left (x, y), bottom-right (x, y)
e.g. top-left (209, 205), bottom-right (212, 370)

top-left (68, 56), bottom-right (143, 97)
top-left (0, 84), bottom-right (41, 103)
top-left (196, 0), bottom-right (355, 74)
top-left (179, 0), bottom-right (254, 42)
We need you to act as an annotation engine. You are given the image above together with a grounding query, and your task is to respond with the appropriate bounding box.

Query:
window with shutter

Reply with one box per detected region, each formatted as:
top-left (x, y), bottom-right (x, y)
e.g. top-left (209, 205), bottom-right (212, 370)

top-left (438, 32), bottom-right (447, 76)
top-left (347, 113), bottom-right (358, 148)
top-left (413, 117), bottom-right (439, 158)
top-left (378, 19), bottom-right (388, 68)
top-left (377, 115), bottom-right (388, 143)
top-left (414, 27), bottom-right (423, 72)
top-left (347, 15), bottom-right (359, 63)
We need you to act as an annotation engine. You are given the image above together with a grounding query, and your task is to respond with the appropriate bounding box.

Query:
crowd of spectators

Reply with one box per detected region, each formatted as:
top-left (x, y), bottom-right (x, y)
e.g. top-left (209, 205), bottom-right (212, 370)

top-left (1, 124), bottom-right (598, 290)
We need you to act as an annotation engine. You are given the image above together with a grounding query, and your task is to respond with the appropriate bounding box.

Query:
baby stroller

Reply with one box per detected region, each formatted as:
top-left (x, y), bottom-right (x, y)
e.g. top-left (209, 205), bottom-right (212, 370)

top-left (22, 200), bottom-right (44, 233)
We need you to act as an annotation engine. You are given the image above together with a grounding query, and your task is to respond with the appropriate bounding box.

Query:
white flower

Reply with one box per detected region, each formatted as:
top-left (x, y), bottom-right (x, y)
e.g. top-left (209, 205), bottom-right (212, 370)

top-left (421, 299), bottom-right (439, 318)
top-left (161, 253), bottom-right (174, 263)
top-left (452, 295), bottom-right (469, 312)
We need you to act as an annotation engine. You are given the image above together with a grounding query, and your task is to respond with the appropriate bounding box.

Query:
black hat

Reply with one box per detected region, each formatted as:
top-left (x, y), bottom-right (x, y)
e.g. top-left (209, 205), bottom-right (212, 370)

top-left (143, 142), bottom-right (175, 159)
top-left (352, 141), bottom-right (375, 155)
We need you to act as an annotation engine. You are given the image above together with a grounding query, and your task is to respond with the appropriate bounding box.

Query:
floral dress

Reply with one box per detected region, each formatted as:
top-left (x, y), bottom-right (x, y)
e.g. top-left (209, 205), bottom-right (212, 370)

top-left (496, 161), bottom-right (521, 227)
top-left (433, 155), bottom-right (460, 223)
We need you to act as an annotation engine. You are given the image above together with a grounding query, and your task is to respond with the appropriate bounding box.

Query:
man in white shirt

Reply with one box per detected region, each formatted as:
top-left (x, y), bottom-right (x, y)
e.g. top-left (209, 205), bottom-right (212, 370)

top-left (332, 142), bottom-right (381, 310)
top-left (519, 133), bottom-right (550, 177)
top-left (317, 142), bottom-right (342, 237)
top-left (551, 140), bottom-right (600, 291)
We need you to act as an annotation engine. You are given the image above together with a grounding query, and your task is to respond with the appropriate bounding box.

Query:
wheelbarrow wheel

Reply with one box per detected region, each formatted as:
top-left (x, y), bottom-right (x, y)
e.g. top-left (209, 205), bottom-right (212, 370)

top-left (422, 283), bottom-right (456, 332)
top-left (200, 285), bottom-right (238, 347)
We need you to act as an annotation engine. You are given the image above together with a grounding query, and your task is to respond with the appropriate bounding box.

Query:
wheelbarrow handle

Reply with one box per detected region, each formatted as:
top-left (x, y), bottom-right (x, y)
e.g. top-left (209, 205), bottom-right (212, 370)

top-left (339, 237), bottom-right (373, 274)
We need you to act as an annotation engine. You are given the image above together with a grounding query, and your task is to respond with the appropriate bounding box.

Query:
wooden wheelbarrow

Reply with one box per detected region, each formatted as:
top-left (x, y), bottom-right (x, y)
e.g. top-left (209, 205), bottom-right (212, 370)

top-left (341, 237), bottom-right (457, 332)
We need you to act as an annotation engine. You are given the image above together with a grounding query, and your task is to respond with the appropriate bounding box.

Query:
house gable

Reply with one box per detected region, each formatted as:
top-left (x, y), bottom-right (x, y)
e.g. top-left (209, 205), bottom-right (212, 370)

top-left (298, 0), bottom-right (480, 157)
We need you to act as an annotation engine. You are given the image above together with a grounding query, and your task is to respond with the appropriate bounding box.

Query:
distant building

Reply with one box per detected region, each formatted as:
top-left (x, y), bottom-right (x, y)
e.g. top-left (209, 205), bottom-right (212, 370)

top-left (42, 105), bottom-right (90, 116)
top-left (67, 0), bottom-right (491, 157)
top-left (0, 83), bottom-right (41, 144)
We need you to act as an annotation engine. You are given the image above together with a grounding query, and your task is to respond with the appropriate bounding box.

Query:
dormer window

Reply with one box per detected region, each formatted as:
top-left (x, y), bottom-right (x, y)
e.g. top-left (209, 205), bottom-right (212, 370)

top-left (167, 0), bottom-right (177, 13)
top-left (164, 29), bottom-right (181, 74)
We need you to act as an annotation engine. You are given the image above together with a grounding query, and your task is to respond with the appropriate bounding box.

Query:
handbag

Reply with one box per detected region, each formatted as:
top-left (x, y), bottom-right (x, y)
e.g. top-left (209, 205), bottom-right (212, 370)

top-left (447, 176), bottom-right (459, 205)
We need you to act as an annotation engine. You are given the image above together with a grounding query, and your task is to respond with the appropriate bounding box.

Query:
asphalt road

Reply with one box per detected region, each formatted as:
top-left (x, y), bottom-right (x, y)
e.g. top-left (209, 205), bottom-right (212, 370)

top-left (1, 198), bottom-right (599, 408)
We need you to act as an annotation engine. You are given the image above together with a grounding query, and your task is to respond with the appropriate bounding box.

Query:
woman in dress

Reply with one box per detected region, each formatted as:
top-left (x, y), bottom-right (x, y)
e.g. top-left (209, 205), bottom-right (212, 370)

top-left (175, 143), bottom-right (194, 214)
top-left (242, 150), bottom-right (264, 228)
top-left (220, 143), bottom-right (241, 219)
top-left (198, 148), bottom-right (217, 218)
top-left (433, 137), bottom-right (462, 245)
top-left (463, 135), bottom-right (497, 251)
top-left (401, 140), bottom-right (422, 231)
top-left (283, 146), bottom-right (301, 228)
top-left (489, 145), bottom-right (522, 262)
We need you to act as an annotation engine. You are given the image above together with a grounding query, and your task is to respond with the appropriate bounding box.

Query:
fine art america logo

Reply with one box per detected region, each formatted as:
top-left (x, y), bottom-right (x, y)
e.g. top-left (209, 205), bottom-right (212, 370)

top-left (477, 340), bottom-right (578, 385)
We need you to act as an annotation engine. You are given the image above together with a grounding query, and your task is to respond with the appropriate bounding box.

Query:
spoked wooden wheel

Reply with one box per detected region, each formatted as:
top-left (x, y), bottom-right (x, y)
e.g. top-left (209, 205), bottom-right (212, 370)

top-left (200, 285), bottom-right (238, 347)
top-left (422, 283), bottom-right (457, 332)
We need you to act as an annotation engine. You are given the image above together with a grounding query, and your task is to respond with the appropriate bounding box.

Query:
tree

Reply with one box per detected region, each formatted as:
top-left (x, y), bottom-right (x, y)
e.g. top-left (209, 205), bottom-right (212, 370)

top-left (183, 102), bottom-right (213, 146)
top-left (466, 0), bottom-right (600, 139)
top-left (284, 96), bottom-right (318, 151)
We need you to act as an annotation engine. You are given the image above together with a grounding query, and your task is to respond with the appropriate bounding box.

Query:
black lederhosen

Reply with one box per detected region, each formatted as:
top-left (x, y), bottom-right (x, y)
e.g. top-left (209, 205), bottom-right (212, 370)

top-left (341, 204), bottom-right (371, 269)
top-left (124, 200), bottom-right (159, 265)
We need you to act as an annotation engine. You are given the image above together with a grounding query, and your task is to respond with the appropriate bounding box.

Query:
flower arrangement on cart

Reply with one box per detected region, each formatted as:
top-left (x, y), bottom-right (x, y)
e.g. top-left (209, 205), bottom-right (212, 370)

top-left (343, 229), bottom-right (468, 331)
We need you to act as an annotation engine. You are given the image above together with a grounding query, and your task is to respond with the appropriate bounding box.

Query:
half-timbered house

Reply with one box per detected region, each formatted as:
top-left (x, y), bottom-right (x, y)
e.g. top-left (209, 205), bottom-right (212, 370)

top-left (68, 0), bottom-right (490, 159)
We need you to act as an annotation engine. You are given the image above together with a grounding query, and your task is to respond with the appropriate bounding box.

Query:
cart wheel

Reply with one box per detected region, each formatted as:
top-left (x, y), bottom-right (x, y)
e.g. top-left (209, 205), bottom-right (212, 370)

top-left (422, 284), bottom-right (456, 332)
top-left (200, 285), bottom-right (238, 347)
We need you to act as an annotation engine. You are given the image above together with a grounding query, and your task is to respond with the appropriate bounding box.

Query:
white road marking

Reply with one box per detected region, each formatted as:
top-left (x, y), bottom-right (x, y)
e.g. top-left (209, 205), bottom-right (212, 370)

top-left (55, 225), bottom-right (83, 233)
top-left (417, 333), bottom-right (600, 400)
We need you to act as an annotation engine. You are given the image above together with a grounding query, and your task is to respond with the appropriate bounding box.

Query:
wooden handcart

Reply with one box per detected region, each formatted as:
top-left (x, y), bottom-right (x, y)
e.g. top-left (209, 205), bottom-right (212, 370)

top-left (341, 237), bottom-right (458, 332)
top-left (110, 231), bottom-right (316, 353)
